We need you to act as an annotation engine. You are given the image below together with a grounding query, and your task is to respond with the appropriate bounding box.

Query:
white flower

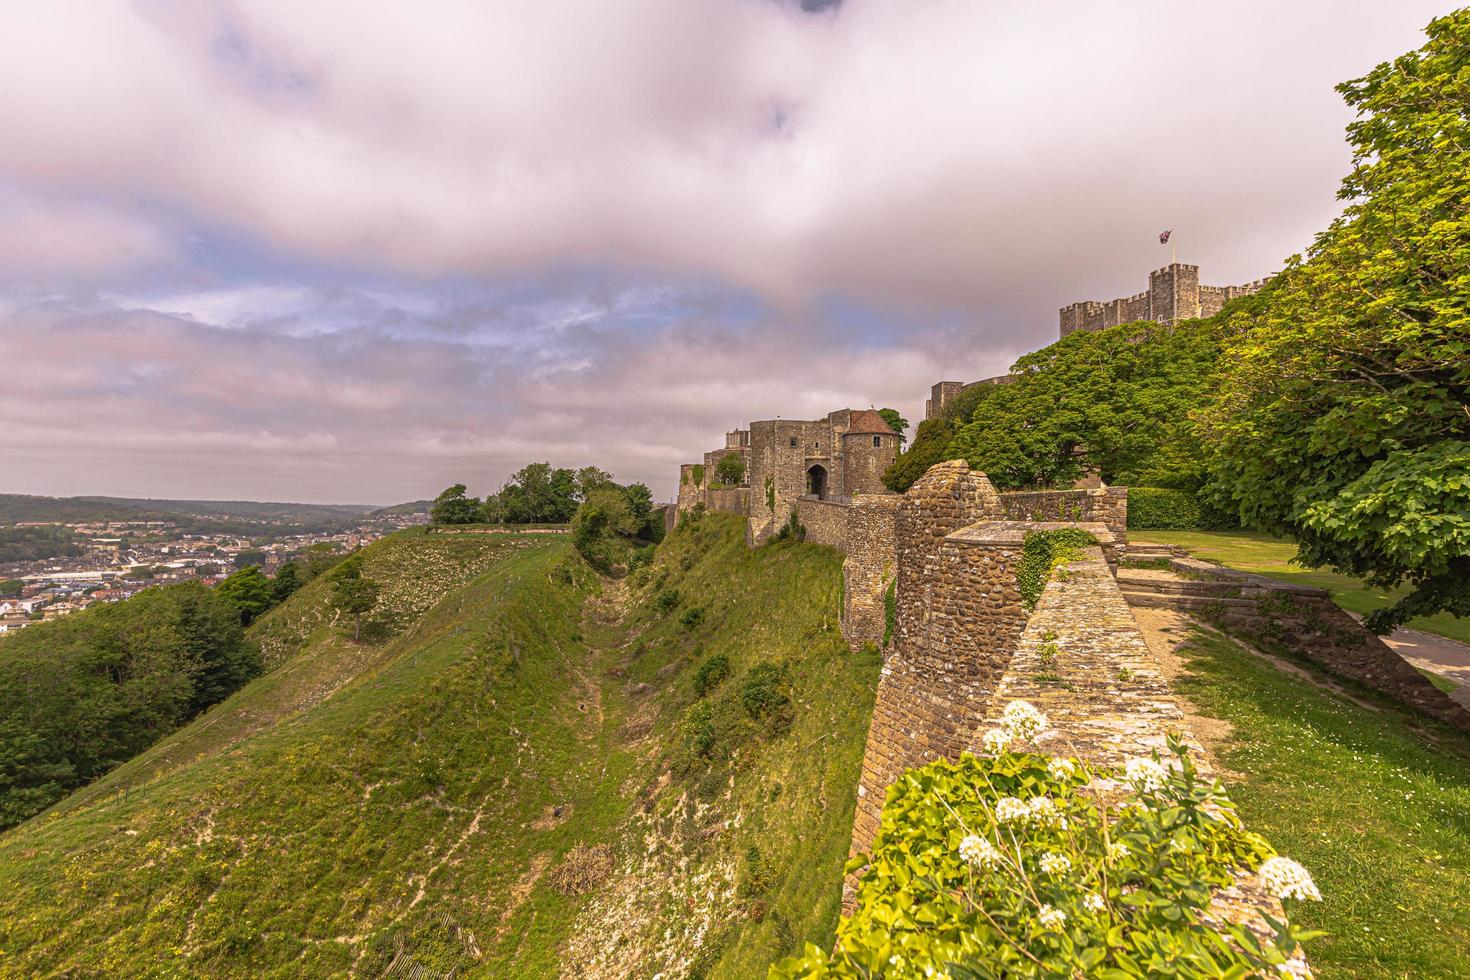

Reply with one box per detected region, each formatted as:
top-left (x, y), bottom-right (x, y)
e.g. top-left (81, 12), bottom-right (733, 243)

top-left (1037, 904), bottom-right (1067, 930)
top-left (1083, 892), bottom-right (1106, 912)
top-left (1258, 856), bottom-right (1322, 901)
top-left (1039, 852), bottom-right (1071, 876)
top-left (994, 797), bottom-right (1031, 825)
top-left (1027, 795), bottom-right (1061, 827)
top-left (1124, 757), bottom-right (1169, 794)
top-left (1047, 757), bottom-right (1076, 780)
top-left (959, 834), bottom-right (1001, 869)
top-left (981, 727), bottom-right (1012, 755)
top-left (1107, 842), bottom-right (1130, 861)
top-left (1001, 700), bottom-right (1049, 741)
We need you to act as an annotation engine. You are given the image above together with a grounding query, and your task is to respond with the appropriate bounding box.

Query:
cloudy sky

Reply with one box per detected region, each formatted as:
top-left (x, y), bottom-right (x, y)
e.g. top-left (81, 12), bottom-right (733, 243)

top-left (0, 1), bottom-right (1453, 504)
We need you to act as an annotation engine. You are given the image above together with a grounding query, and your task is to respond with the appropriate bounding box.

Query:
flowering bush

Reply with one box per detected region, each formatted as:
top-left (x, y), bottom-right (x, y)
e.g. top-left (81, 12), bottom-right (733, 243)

top-left (771, 702), bottom-right (1322, 979)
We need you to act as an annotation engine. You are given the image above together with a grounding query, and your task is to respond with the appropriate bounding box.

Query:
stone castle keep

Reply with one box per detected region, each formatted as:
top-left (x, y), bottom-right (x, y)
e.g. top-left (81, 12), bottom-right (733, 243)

top-left (1058, 262), bottom-right (1270, 337)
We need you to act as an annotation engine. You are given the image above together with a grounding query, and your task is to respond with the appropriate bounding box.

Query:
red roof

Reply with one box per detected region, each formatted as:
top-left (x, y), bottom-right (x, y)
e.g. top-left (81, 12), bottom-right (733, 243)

top-left (846, 409), bottom-right (897, 435)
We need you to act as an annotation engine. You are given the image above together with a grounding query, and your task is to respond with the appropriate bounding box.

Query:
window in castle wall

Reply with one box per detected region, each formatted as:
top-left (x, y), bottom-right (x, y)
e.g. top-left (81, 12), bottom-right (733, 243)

top-left (873, 436), bottom-right (881, 447)
top-left (789, 437), bottom-right (797, 448)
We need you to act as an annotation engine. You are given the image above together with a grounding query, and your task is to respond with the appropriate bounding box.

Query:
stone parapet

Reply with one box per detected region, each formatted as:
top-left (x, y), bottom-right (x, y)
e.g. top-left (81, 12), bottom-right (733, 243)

top-left (841, 495), bottom-right (898, 650)
top-left (999, 486), bottom-right (1128, 541)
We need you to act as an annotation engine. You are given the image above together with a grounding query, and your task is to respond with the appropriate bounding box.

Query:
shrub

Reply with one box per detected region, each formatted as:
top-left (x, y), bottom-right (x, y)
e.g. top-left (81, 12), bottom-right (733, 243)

top-left (653, 588), bottom-right (680, 613)
top-left (1127, 487), bottom-right (1238, 531)
top-left (770, 509), bottom-right (806, 544)
top-left (691, 464), bottom-right (705, 487)
top-left (679, 605), bottom-right (706, 630)
top-left (773, 709), bottom-right (1321, 979)
top-left (740, 663), bottom-right (793, 736)
top-left (693, 654), bottom-right (731, 696)
top-left (1017, 528), bottom-right (1098, 609)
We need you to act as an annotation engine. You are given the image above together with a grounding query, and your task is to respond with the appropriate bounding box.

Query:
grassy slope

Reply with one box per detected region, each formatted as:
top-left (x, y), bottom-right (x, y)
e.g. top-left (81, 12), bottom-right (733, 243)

top-left (1174, 627), bottom-right (1470, 978)
top-left (0, 513), bottom-right (878, 977)
top-left (1132, 530), bottom-right (1470, 645)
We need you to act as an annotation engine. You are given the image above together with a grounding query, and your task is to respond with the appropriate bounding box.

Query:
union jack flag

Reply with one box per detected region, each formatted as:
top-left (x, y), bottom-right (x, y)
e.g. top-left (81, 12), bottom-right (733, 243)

top-left (1159, 229), bottom-right (1172, 244)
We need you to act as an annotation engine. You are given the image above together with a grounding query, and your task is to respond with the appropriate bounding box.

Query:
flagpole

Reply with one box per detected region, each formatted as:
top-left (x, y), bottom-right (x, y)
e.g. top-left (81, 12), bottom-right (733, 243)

top-left (1171, 232), bottom-right (1176, 265)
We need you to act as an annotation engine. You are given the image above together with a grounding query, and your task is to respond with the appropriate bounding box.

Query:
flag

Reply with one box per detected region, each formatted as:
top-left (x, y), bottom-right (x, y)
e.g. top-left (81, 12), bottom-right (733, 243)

top-left (1159, 229), bottom-right (1172, 244)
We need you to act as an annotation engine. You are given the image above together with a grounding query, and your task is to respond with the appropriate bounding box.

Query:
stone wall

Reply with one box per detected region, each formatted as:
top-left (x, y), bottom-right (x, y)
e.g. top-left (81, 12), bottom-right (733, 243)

top-left (704, 487), bottom-right (749, 517)
top-left (795, 496), bottom-right (849, 550)
top-left (1121, 557), bottom-right (1470, 731)
top-left (841, 494), bottom-right (899, 650)
top-left (676, 464), bottom-right (704, 513)
top-left (852, 462), bottom-right (1016, 854)
top-left (1000, 486), bottom-right (1128, 540)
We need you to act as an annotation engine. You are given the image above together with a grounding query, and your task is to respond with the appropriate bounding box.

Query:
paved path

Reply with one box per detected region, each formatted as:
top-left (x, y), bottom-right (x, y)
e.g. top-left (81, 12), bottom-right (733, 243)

top-left (1381, 627), bottom-right (1470, 710)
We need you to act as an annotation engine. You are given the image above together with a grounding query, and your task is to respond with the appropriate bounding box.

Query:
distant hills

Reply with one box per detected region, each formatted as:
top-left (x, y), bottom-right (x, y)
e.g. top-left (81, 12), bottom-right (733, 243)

top-left (0, 494), bottom-right (428, 525)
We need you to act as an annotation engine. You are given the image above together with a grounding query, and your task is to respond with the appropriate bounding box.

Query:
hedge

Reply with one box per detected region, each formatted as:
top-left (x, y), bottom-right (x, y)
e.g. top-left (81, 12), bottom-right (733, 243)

top-left (1127, 487), bottom-right (1237, 532)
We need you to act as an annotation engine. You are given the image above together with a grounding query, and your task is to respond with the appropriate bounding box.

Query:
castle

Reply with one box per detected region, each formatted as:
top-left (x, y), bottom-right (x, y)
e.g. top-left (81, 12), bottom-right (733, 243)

top-left (1058, 262), bottom-right (1270, 337)
top-left (676, 408), bottom-right (900, 544)
top-left (922, 263), bottom-right (1271, 420)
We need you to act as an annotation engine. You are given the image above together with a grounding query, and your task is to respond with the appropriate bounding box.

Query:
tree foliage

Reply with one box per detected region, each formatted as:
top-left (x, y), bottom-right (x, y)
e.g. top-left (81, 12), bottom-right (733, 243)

top-left (0, 583), bottom-right (260, 829)
top-left (215, 566), bottom-right (276, 625)
top-left (1198, 11), bottom-right (1470, 631)
top-left (430, 483), bottom-right (481, 525)
top-left (571, 481), bottom-right (664, 573)
top-left (715, 452), bottom-right (745, 485)
top-left (329, 555), bottom-right (381, 641)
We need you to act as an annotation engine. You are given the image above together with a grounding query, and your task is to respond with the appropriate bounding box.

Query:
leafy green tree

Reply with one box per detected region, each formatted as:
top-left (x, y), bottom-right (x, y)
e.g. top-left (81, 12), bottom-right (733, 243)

top-left (571, 487), bottom-right (639, 572)
top-left (216, 566), bottom-right (275, 625)
top-left (715, 452), bottom-right (745, 485)
top-left (0, 580), bottom-right (23, 598)
top-left (1199, 11), bottom-right (1470, 632)
top-left (877, 408), bottom-right (910, 446)
top-left (329, 556), bottom-right (381, 641)
top-left (430, 484), bottom-right (481, 525)
top-left (576, 466), bottom-right (615, 498)
top-left (271, 562), bottom-right (303, 602)
top-left (0, 583), bottom-right (259, 829)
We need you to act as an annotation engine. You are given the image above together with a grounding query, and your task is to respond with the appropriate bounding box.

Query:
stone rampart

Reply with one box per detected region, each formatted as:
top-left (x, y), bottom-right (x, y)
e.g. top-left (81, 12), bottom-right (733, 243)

top-left (1000, 486), bottom-right (1128, 541)
top-left (704, 487), bottom-right (749, 517)
top-left (841, 495), bottom-right (898, 650)
top-left (795, 496), bottom-right (850, 550)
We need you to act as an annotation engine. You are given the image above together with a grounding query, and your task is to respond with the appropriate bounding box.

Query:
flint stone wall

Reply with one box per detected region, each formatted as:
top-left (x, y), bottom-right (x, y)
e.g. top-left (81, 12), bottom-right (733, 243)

top-left (705, 487), bottom-right (750, 517)
top-left (841, 495), bottom-right (899, 650)
top-left (795, 496), bottom-right (850, 550)
top-left (1000, 486), bottom-right (1128, 541)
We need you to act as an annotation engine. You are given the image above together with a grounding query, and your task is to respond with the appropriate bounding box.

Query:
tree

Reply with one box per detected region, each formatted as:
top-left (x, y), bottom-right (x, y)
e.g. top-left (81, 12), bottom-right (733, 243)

top-left (877, 409), bottom-right (910, 447)
top-left (886, 320), bottom-right (1218, 493)
top-left (1199, 11), bottom-right (1470, 633)
top-left (0, 582), bottom-right (259, 829)
top-left (329, 556), bottom-right (381, 641)
top-left (430, 484), bottom-right (481, 525)
top-left (0, 580), bottom-right (23, 598)
top-left (715, 452), bottom-right (745, 485)
top-left (576, 466), bottom-right (615, 498)
top-left (271, 562), bottom-right (303, 602)
top-left (571, 487), bottom-right (639, 572)
top-left (215, 566), bottom-right (275, 625)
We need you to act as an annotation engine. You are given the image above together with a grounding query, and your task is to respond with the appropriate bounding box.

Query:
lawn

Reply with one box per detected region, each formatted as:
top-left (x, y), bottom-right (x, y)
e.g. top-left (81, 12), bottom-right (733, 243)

top-left (1130, 530), bottom-right (1470, 645)
top-left (1174, 627), bottom-right (1470, 978)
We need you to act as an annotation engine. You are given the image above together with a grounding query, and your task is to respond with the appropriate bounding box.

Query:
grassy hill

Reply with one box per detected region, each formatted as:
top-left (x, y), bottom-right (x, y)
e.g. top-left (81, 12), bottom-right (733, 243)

top-left (0, 513), bottom-right (879, 977)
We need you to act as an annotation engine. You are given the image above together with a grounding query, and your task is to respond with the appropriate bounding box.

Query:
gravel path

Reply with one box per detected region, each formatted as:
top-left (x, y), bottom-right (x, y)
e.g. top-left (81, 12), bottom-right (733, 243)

top-left (1380, 627), bottom-right (1470, 710)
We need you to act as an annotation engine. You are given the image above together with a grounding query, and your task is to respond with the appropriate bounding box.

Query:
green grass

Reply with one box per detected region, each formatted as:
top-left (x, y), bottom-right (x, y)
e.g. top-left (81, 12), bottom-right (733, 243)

top-left (1173, 627), bottom-right (1470, 978)
top-left (1131, 530), bottom-right (1470, 645)
top-left (0, 513), bottom-right (878, 977)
